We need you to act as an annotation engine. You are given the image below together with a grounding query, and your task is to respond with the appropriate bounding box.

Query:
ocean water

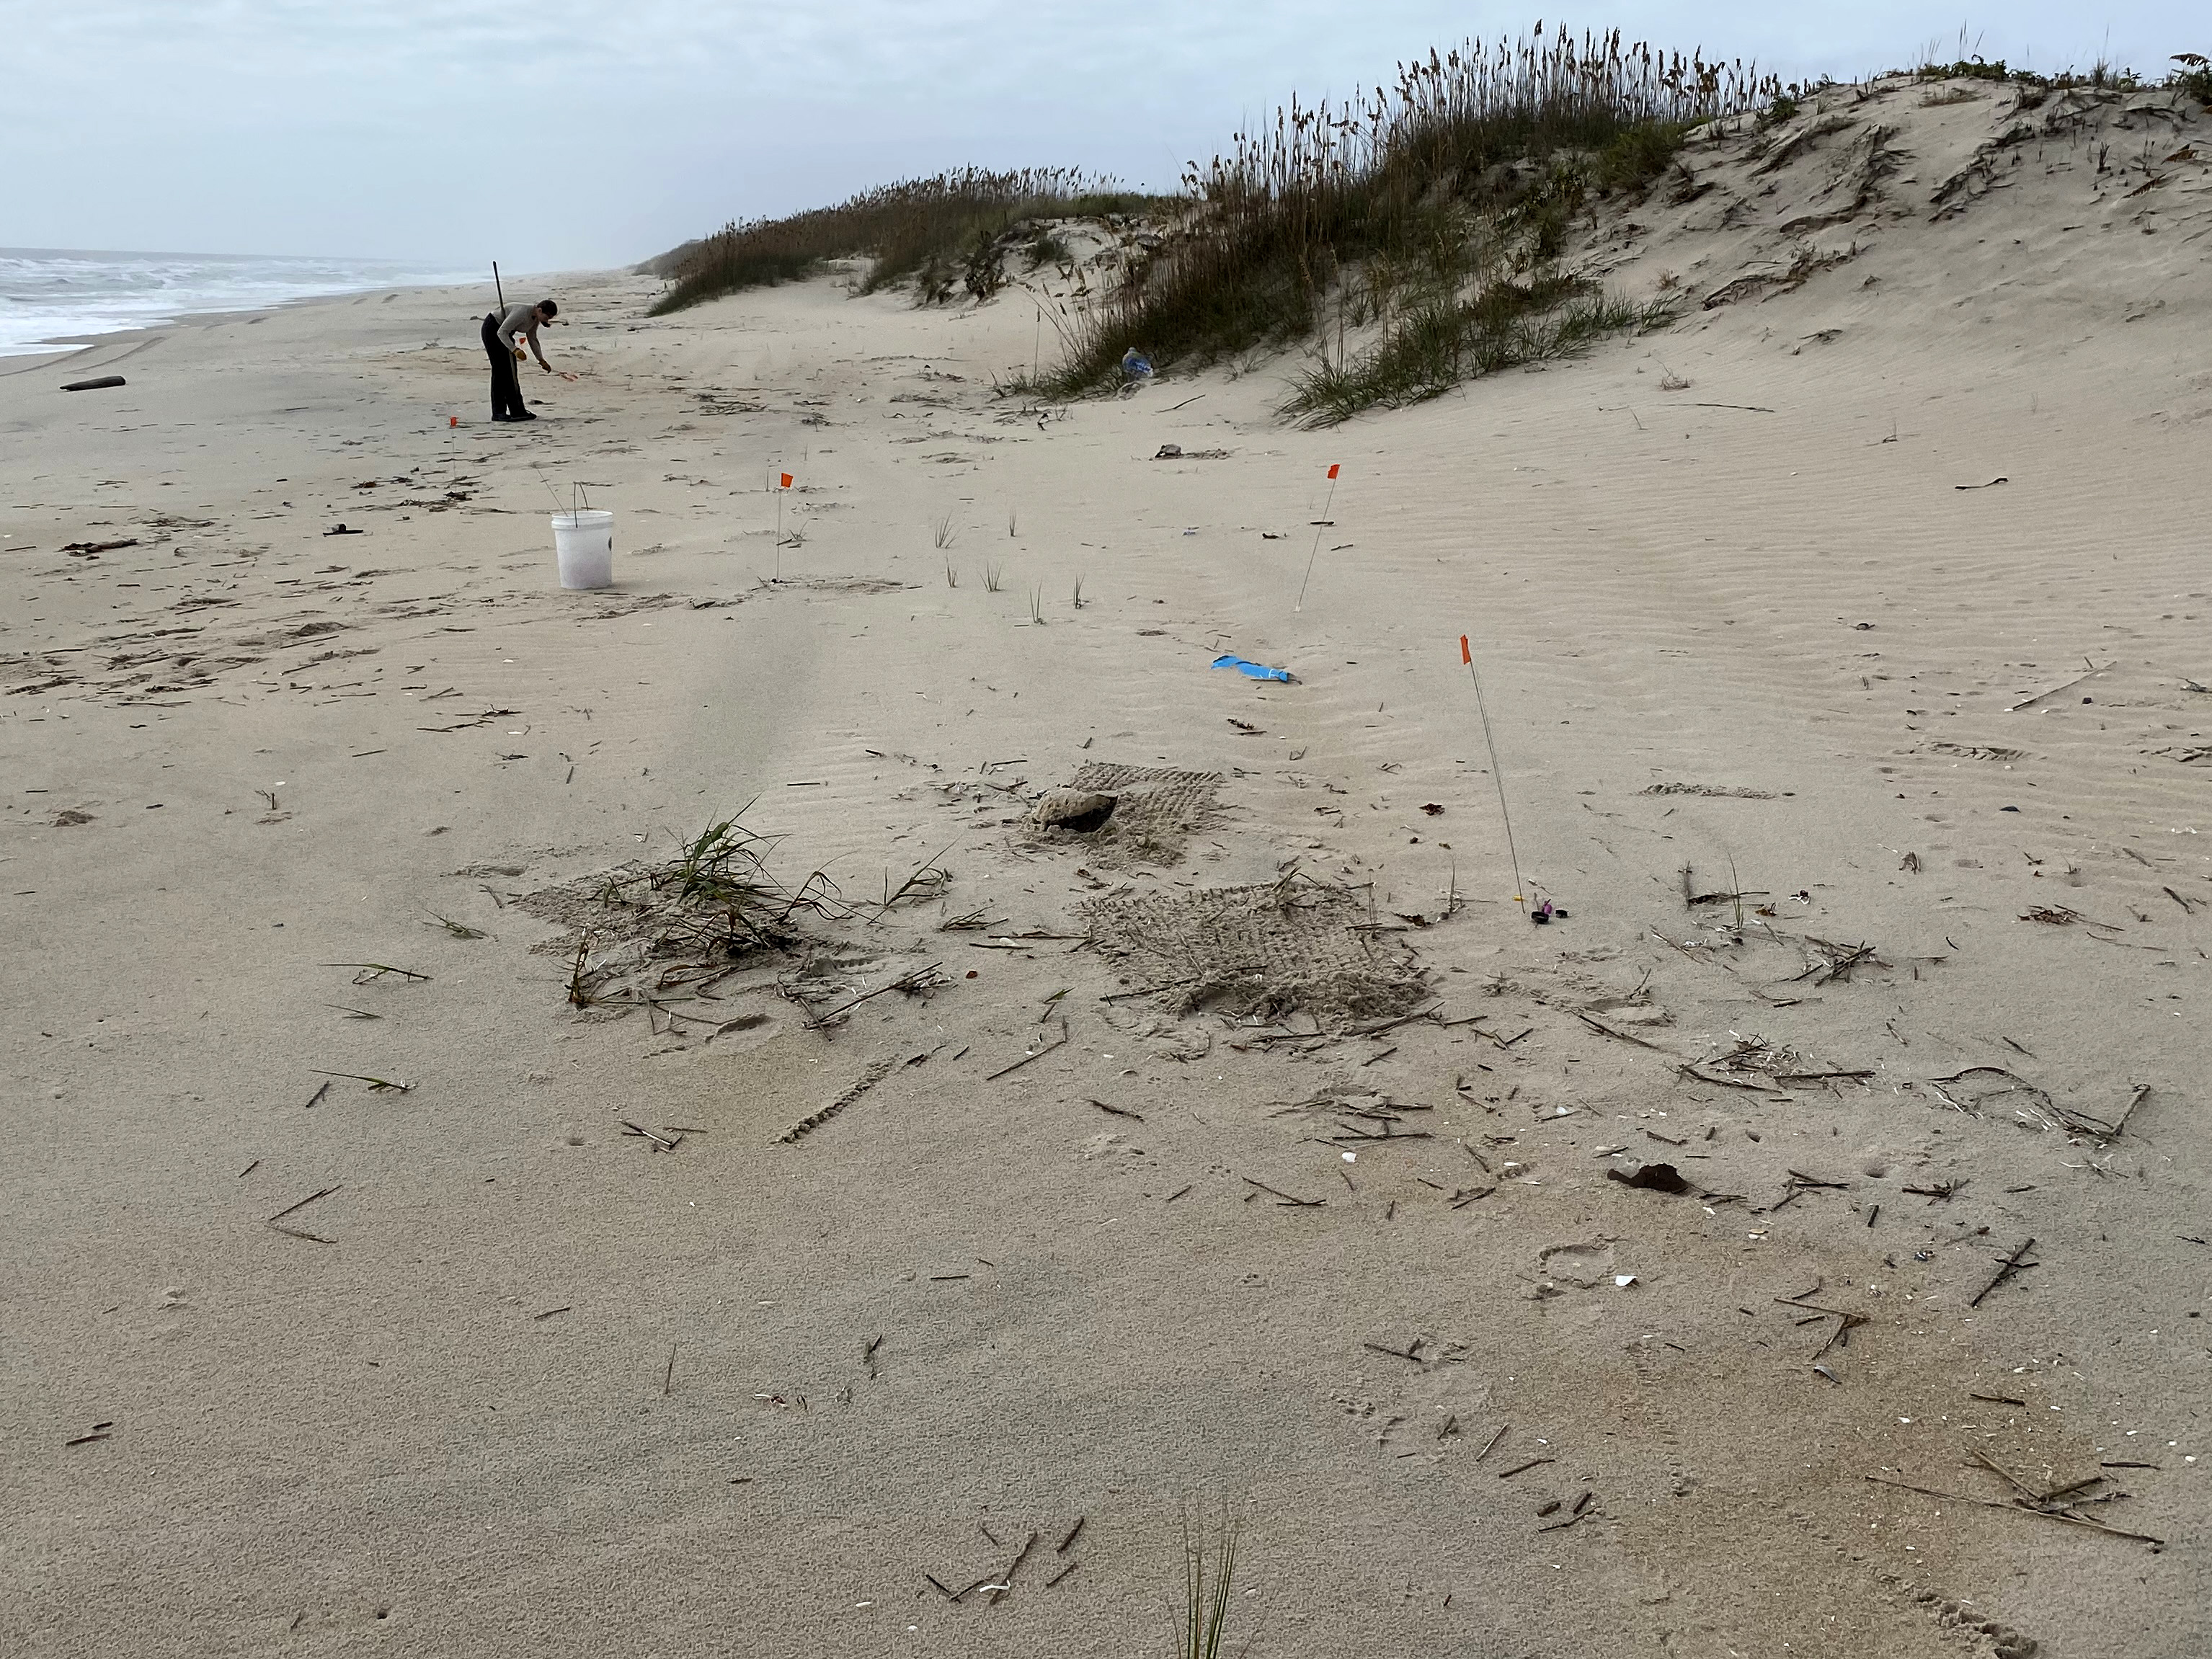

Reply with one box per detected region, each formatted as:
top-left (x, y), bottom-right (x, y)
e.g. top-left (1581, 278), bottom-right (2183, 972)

top-left (0, 248), bottom-right (487, 356)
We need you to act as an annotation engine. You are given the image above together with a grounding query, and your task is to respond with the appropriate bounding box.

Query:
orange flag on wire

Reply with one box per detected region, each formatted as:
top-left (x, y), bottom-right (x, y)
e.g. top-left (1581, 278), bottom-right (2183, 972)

top-left (1326, 463), bottom-right (1340, 479)
top-left (779, 472), bottom-right (793, 489)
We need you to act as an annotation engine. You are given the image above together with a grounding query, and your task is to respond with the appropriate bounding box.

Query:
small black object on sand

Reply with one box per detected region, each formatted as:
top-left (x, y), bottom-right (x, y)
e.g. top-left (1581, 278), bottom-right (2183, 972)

top-left (1607, 1158), bottom-right (1690, 1195)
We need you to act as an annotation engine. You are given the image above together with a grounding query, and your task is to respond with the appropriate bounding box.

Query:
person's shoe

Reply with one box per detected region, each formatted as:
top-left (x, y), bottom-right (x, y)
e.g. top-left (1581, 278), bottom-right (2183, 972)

top-left (491, 414), bottom-right (515, 422)
top-left (512, 410), bottom-right (538, 421)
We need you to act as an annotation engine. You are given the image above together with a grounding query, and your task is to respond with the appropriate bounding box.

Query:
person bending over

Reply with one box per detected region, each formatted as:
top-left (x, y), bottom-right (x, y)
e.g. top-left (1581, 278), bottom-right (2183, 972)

top-left (481, 298), bottom-right (572, 422)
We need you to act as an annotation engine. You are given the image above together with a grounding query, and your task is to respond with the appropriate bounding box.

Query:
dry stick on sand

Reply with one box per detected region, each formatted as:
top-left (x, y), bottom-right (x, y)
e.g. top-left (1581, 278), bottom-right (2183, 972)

top-left (987, 1531), bottom-right (1040, 1604)
top-left (619, 1121), bottom-right (680, 1152)
top-left (311, 1069), bottom-right (413, 1093)
top-left (803, 962), bottom-right (944, 1031)
top-left (2009, 661), bottom-right (2113, 713)
top-left (2108, 1082), bottom-right (2154, 1134)
top-left (1363, 1338), bottom-right (1426, 1363)
top-left (1971, 1237), bottom-right (2039, 1307)
top-left (1576, 1010), bottom-right (1673, 1051)
top-left (265, 1185), bottom-right (341, 1226)
top-left (265, 1186), bottom-right (338, 1247)
top-left (324, 962), bottom-right (430, 983)
top-left (1496, 1456), bottom-right (1555, 1480)
top-left (1347, 1000), bottom-right (1442, 1037)
top-left (1863, 1475), bottom-right (2163, 1547)
top-left (986, 1021), bottom-right (1069, 1081)
top-left (1969, 1447), bottom-right (2045, 1501)
top-left (1240, 1175), bottom-right (1325, 1208)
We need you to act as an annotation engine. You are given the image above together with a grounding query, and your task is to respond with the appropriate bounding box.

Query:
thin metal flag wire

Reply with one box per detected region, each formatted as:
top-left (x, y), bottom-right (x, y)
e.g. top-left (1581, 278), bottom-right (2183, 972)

top-left (1294, 463), bottom-right (1341, 610)
top-left (1460, 633), bottom-right (1527, 918)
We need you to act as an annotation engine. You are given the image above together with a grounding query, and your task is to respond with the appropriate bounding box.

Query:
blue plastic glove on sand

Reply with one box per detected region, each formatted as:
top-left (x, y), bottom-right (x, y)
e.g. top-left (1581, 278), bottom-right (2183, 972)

top-left (1212, 654), bottom-right (1294, 682)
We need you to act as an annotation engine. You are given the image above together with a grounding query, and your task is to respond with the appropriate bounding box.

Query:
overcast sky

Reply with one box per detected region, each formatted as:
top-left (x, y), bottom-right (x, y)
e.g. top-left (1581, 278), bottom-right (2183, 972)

top-left (3, 2), bottom-right (2195, 271)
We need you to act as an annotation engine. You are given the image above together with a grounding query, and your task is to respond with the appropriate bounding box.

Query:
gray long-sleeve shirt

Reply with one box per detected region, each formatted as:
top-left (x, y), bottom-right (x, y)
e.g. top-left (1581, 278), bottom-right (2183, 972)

top-left (495, 303), bottom-right (543, 358)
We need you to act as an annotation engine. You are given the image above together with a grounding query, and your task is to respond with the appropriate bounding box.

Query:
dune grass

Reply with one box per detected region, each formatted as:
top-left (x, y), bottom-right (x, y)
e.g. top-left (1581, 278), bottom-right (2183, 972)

top-left (649, 169), bottom-right (1154, 314)
top-left (1284, 277), bottom-right (1669, 425)
top-left (1903, 32), bottom-right (2212, 97)
top-left (1037, 25), bottom-right (1777, 414)
top-left (1174, 1503), bottom-right (1240, 1659)
top-left (643, 26), bottom-right (2211, 420)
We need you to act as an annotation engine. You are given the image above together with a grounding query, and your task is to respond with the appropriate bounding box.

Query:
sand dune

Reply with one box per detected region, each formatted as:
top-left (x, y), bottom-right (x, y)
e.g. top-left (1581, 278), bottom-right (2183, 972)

top-left (4, 77), bottom-right (2208, 1658)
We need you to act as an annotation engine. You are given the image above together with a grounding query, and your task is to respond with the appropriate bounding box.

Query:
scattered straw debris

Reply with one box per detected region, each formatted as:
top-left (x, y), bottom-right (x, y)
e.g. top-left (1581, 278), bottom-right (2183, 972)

top-left (1639, 782), bottom-right (1777, 799)
top-left (1926, 741), bottom-right (2027, 762)
top-left (1791, 935), bottom-right (1886, 985)
top-left (1683, 1035), bottom-right (1871, 1089)
top-left (519, 816), bottom-right (847, 1010)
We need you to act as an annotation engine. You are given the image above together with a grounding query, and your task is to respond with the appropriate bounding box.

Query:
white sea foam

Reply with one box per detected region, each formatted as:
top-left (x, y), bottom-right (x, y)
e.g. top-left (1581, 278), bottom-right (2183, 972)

top-left (0, 248), bottom-right (484, 355)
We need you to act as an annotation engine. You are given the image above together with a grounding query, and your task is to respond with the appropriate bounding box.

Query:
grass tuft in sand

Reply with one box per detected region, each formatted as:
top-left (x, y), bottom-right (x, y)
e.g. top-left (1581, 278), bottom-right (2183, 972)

top-left (1284, 277), bottom-right (1670, 424)
top-left (1174, 1502), bottom-right (1242, 1659)
top-left (649, 169), bottom-right (1152, 313)
top-left (1041, 25), bottom-right (1777, 394)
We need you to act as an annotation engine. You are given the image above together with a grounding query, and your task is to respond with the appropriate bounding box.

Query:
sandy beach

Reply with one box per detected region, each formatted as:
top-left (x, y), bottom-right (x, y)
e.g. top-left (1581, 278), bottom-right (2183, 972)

top-left (4, 80), bottom-right (2209, 1658)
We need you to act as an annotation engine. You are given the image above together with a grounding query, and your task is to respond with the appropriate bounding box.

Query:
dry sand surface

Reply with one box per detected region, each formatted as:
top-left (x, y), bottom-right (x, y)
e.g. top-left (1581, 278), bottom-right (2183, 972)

top-left (5, 78), bottom-right (2211, 1658)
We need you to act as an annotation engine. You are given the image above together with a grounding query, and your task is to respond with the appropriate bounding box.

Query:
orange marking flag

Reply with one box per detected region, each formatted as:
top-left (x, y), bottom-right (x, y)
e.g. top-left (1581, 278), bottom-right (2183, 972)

top-left (779, 473), bottom-right (794, 489)
top-left (1326, 463), bottom-right (1340, 479)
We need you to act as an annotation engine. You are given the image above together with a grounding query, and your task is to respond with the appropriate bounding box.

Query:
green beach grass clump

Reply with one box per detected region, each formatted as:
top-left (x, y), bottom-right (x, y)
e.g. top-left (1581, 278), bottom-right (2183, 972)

top-left (1174, 1502), bottom-right (1241, 1659)
top-left (1039, 25), bottom-right (1780, 407)
top-left (1897, 30), bottom-right (2212, 98)
top-left (1283, 276), bottom-right (1668, 426)
top-left (648, 168), bottom-right (1155, 314)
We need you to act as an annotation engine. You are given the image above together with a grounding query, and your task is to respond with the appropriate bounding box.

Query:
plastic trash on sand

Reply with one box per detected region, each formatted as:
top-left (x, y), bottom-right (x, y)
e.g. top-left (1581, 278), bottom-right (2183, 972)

top-left (1121, 348), bottom-right (1154, 380)
top-left (1212, 654), bottom-right (1295, 683)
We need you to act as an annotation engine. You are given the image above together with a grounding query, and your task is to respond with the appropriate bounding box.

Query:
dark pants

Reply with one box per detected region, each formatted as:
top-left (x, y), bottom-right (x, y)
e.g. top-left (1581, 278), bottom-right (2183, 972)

top-left (481, 312), bottom-right (526, 417)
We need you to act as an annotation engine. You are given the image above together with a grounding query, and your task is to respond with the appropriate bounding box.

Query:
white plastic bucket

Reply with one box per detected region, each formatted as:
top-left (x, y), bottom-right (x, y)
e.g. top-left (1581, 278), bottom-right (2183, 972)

top-left (551, 510), bottom-right (614, 590)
